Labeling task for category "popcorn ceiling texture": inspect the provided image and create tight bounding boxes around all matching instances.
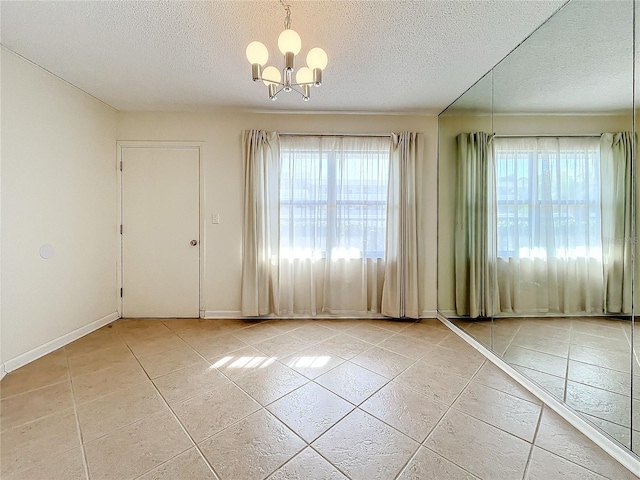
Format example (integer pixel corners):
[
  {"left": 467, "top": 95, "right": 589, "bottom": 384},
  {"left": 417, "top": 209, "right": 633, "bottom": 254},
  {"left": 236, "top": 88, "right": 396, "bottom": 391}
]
[{"left": 0, "top": 0, "right": 564, "bottom": 114}]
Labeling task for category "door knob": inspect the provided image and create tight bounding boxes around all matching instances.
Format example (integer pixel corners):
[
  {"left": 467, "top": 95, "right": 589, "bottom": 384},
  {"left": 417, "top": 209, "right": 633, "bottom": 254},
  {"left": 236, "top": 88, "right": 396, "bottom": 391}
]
[{"left": 190, "top": 240, "right": 198, "bottom": 246}]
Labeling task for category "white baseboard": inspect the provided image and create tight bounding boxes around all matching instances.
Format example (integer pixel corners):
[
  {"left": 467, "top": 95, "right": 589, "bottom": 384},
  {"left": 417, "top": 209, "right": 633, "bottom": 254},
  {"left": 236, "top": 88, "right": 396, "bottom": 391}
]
[
  {"left": 3, "top": 311, "right": 120, "bottom": 374},
  {"left": 0, "top": 363, "right": 6, "bottom": 381},
  {"left": 203, "top": 310, "right": 392, "bottom": 319},
  {"left": 203, "top": 310, "right": 243, "bottom": 319},
  {"left": 205, "top": 310, "right": 440, "bottom": 320},
  {"left": 436, "top": 311, "right": 640, "bottom": 477}
]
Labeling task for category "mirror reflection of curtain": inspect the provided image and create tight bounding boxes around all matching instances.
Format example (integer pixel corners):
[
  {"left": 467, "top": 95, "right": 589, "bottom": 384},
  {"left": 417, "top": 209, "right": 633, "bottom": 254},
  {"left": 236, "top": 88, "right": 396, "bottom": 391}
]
[
  {"left": 601, "top": 132, "right": 634, "bottom": 314},
  {"left": 454, "top": 132, "right": 496, "bottom": 318},
  {"left": 494, "top": 137, "right": 604, "bottom": 314}
]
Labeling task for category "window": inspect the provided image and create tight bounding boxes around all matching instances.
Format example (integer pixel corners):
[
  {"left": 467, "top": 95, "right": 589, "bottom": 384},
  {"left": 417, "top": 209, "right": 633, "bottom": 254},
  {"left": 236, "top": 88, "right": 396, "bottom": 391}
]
[
  {"left": 494, "top": 137, "right": 602, "bottom": 260},
  {"left": 279, "top": 136, "right": 390, "bottom": 260}
]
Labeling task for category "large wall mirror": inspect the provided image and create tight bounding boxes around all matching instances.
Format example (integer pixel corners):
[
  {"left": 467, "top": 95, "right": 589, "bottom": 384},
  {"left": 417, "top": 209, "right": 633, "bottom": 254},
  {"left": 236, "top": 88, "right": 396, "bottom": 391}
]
[{"left": 438, "top": 0, "right": 638, "bottom": 455}]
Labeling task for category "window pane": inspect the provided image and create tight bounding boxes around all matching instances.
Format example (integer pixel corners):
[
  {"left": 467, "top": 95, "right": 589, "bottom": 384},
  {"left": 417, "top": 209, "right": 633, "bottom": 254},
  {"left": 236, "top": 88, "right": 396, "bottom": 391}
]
[
  {"left": 494, "top": 137, "right": 601, "bottom": 260},
  {"left": 280, "top": 137, "right": 390, "bottom": 259}
]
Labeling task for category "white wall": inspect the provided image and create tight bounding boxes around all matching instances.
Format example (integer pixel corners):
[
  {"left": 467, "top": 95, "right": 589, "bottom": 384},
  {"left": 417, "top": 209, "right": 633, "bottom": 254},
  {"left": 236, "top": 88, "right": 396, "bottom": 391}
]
[
  {"left": 1, "top": 49, "right": 119, "bottom": 366},
  {"left": 438, "top": 114, "right": 634, "bottom": 314},
  {"left": 117, "top": 112, "right": 438, "bottom": 317}
]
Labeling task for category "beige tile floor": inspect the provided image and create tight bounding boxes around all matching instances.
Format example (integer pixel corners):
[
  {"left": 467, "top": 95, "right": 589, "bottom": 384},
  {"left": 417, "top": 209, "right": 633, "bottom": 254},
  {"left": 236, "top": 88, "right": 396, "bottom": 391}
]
[
  {"left": 453, "top": 316, "right": 640, "bottom": 452},
  {"left": 1, "top": 317, "right": 637, "bottom": 479}
]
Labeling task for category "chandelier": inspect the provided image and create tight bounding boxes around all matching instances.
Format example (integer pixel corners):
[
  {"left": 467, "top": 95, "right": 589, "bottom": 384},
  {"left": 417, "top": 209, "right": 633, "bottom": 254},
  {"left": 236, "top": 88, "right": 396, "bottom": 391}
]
[{"left": 245, "top": 0, "right": 328, "bottom": 101}]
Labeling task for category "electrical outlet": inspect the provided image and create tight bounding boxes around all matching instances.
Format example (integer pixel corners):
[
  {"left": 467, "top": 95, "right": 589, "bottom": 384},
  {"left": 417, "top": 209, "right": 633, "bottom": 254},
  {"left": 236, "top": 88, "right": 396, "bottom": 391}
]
[{"left": 212, "top": 213, "right": 220, "bottom": 224}]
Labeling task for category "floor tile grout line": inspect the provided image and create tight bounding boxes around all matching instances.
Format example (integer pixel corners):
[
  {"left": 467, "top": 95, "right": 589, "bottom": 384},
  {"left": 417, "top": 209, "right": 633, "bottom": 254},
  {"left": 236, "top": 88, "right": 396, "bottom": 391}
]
[
  {"left": 506, "top": 342, "right": 570, "bottom": 361},
  {"left": 469, "top": 378, "right": 543, "bottom": 407},
  {"left": 563, "top": 346, "right": 570, "bottom": 403},
  {"left": 171, "top": 329, "right": 329, "bottom": 452},
  {"left": 428, "top": 445, "right": 484, "bottom": 479},
  {"left": 571, "top": 409, "right": 633, "bottom": 431},
  {"left": 441, "top": 363, "right": 544, "bottom": 447},
  {"left": 240, "top": 408, "right": 309, "bottom": 479},
  {"left": 64, "top": 351, "right": 91, "bottom": 480},
  {"left": 392, "top": 441, "right": 423, "bottom": 480},
  {"left": 0, "top": 404, "right": 81, "bottom": 436},
  {"left": 130, "top": 448, "right": 213, "bottom": 480},
  {"left": 443, "top": 381, "right": 537, "bottom": 444},
  {"left": 416, "top": 374, "right": 481, "bottom": 475},
  {"left": 520, "top": 399, "right": 546, "bottom": 479},
  {"left": 115, "top": 326, "right": 223, "bottom": 480},
  {"left": 306, "top": 444, "right": 356, "bottom": 480},
  {"left": 0, "top": 374, "right": 76, "bottom": 401},
  {"left": 533, "top": 433, "right": 633, "bottom": 479},
  {"left": 564, "top": 375, "right": 633, "bottom": 400},
  {"left": 333, "top": 343, "right": 423, "bottom": 382},
  {"left": 2, "top": 337, "right": 128, "bottom": 399},
  {"left": 568, "top": 356, "right": 634, "bottom": 375},
  {"left": 265, "top": 386, "right": 358, "bottom": 441}
]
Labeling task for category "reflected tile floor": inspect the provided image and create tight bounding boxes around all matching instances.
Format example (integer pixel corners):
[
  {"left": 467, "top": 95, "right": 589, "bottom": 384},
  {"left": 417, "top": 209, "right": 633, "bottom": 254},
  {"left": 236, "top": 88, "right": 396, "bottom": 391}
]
[
  {"left": 1, "top": 318, "right": 637, "bottom": 479},
  {"left": 455, "top": 315, "right": 639, "bottom": 450}
]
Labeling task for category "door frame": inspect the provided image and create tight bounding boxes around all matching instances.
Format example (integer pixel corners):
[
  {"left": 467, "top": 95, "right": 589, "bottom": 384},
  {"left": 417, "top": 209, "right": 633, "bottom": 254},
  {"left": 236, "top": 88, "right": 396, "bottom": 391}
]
[{"left": 116, "top": 141, "right": 205, "bottom": 318}]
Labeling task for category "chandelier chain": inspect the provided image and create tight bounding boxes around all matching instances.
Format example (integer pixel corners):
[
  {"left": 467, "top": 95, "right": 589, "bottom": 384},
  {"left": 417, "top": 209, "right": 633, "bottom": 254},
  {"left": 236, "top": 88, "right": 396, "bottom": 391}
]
[{"left": 279, "top": 0, "right": 292, "bottom": 29}]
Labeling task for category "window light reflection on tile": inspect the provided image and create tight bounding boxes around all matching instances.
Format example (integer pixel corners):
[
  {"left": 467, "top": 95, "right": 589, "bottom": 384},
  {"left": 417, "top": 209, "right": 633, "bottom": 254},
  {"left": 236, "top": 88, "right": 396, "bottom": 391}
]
[
  {"left": 211, "top": 356, "right": 278, "bottom": 369},
  {"left": 286, "top": 356, "right": 331, "bottom": 368},
  {"left": 212, "top": 356, "right": 233, "bottom": 368}
]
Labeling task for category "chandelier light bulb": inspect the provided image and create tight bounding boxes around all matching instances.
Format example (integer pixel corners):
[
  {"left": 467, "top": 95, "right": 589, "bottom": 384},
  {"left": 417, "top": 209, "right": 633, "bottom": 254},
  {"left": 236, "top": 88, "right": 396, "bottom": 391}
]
[
  {"left": 245, "top": 41, "right": 269, "bottom": 66},
  {"left": 278, "top": 29, "right": 302, "bottom": 55},
  {"left": 261, "top": 66, "right": 282, "bottom": 86},
  {"left": 296, "top": 67, "right": 313, "bottom": 85},
  {"left": 306, "top": 47, "right": 328, "bottom": 70}
]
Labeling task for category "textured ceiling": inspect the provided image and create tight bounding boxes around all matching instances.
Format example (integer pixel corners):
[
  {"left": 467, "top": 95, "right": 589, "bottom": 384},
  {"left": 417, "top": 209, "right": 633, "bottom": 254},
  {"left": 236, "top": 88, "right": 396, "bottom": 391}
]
[
  {"left": 0, "top": 0, "right": 566, "bottom": 114},
  {"left": 444, "top": 0, "right": 635, "bottom": 115}
]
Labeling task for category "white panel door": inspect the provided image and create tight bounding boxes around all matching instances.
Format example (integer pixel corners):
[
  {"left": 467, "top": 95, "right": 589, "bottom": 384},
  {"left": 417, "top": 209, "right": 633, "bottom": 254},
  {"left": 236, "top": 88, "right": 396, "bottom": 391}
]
[{"left": 122, "top": 147, "right": 200, "bottom": 317}]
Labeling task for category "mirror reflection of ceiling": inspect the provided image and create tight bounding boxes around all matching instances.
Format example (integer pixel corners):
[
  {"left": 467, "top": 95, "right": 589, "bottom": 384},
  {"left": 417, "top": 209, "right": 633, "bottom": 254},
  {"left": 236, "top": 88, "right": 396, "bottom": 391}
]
[{"left": 444, "top": 0, "right": 634, "bottom": 116}]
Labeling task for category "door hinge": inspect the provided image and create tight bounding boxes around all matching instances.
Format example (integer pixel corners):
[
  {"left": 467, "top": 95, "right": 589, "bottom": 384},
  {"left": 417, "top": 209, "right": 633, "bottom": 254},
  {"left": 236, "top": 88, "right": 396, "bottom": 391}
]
[
  {"left": 120, "top": 288, "right": 123, "bottom": 298},
  {"left": 120, "top": 225, "right": 123, "bottom": 234},
  {"left": 119, "top": 161, "right": 123, "bottom": 171}
]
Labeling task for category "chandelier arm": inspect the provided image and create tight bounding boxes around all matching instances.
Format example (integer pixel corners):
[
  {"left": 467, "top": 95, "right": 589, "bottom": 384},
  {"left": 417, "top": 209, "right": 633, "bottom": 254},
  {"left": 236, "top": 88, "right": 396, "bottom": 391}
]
[{"left": 287, "top": 85, "right": 305, "bottom": 96}]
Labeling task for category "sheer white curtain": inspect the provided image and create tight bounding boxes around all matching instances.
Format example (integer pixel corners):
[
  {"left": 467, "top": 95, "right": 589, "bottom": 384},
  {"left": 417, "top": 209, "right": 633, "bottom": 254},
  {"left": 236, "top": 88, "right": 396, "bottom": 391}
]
[
  {"left": 382, "top": 132, "right": 422, "bottom": 318},
  {"left": 278, "top": 135, "right": 390, "bottom": 315},
  {"left": 241, "top": 130, "right": 280, "bottom": 316},
  {"left": 494, "top": 137, "right": 604, "bottom": 314}
]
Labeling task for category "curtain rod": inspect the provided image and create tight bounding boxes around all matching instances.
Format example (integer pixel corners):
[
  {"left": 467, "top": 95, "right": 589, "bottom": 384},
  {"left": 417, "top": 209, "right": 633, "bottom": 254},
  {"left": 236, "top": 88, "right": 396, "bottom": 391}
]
[
  {"left": 494, "top": 134, "right": 601, "bottom": 138},
  {"left": 278, "top": 132, "right": 392, "bottom": 138}
]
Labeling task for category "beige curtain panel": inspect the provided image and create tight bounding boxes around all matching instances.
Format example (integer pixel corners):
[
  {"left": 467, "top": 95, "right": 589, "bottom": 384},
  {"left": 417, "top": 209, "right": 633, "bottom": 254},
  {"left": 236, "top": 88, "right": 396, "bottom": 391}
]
[
  {"left": 382, "top": 132, "right": 423, "bottom": 319},
  {"left": 241, "top": 130, "right": 280, "bottom": 316}
]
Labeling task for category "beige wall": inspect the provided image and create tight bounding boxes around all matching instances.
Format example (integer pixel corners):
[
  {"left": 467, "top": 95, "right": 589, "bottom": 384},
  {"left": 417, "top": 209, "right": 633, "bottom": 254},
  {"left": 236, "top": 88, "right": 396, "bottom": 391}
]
[
  {"left": 438, "top": 114, "right": 633, "bottom": 315},
  {"left": 1, "top": 49, "right": 118, "bottom": 365},
  {"left": 117, "top": 112, "right": 438, "bottom": 317}
]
